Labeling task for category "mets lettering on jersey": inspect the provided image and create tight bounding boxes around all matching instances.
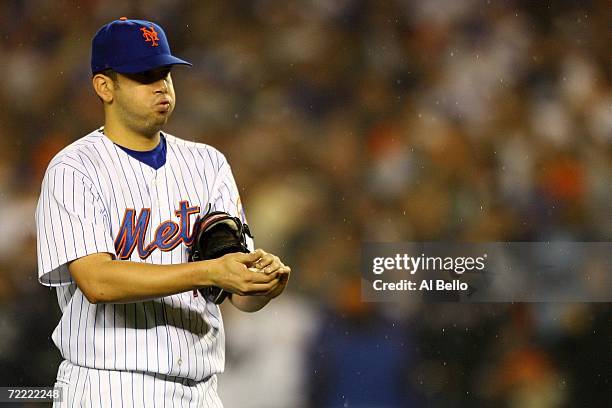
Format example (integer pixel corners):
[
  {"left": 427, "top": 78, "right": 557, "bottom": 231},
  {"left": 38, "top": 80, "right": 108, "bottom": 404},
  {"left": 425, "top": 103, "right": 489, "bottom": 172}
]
[
  {"left": 114, "top": 201, "right": 200, "bottom": 259},
  {"left": 36, "top": 129, "right": 252, "bottom": 388}
]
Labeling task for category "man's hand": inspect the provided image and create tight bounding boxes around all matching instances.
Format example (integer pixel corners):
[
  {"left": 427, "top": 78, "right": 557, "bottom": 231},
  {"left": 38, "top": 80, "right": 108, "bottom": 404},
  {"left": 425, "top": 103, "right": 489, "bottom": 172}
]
[
  {"left": 210, "top": 250, "right": 281, "bottom": 296},
  {"left": 253, "top": 249, "right": 291, "bottom": 299},
  {"left": 229, "top": 249, "right": 291, "bottom": 312}
]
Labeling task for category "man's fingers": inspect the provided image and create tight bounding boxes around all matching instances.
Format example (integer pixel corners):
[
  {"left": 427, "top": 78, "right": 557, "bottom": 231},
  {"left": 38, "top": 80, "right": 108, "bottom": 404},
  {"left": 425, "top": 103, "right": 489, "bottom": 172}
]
[
  {"left": 263, "top": 263, "right": 291, "bottom": 275},
  {"left": 241, "top": 270, "right": 289, "bottom": 297},
  {"left": 234, "top": 250, "right": 263, "bottom": 264},
  {"left": 263, "top": 265, "right": 289, "bottom": 275},
  {"left": 247, "top": 270, "right": 278, "bottom": 283},
  {"left": 255, "top": 254, "right": 274, "bottom": 269},
  {"left": 245, "top": 278, "right": 281, "bottom": 295},
  {"left": 265, "top": 275, "right": 288, "bottom": 298},
  {"left": 277, "top": 266, "right": 291, "bottom": 276}
]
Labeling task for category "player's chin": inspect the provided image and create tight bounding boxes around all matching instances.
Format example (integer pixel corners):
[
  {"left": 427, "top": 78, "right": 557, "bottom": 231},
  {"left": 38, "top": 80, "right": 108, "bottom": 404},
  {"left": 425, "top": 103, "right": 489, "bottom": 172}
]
[
  {"left": 145, "top": 116, "right": 170, "bottom": 132},
  {"left": 152, "top": 109, "right": 173, "bottom": 123}
]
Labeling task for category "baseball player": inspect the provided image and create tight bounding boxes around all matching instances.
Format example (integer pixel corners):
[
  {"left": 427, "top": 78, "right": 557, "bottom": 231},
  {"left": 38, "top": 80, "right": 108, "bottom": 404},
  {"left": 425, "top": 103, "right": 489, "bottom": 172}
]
[{"left": 36, "top": 18, "right": 290, "bottom": 407}]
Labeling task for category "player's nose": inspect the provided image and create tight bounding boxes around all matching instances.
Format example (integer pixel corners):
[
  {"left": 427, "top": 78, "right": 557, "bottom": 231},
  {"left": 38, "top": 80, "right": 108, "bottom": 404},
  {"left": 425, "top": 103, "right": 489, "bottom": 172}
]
[{"left": 155, "top": 77, "right": 169, "bottom": 93}]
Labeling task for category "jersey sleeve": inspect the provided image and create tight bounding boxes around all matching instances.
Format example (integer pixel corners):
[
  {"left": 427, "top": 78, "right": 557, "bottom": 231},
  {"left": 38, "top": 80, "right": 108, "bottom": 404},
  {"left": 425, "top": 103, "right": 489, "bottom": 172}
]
[
  {"left": 209, "top": 154, "right": 255, "bottom": 251},
  {"left": 36, "top": 162, "right": 116, "bottom": 286}
]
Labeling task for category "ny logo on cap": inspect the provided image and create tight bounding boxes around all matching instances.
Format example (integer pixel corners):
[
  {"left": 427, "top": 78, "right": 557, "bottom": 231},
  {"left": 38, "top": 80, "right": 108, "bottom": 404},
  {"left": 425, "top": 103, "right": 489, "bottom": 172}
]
[{"left": 140, "top": 25, "right": 159, "bottom": 47}]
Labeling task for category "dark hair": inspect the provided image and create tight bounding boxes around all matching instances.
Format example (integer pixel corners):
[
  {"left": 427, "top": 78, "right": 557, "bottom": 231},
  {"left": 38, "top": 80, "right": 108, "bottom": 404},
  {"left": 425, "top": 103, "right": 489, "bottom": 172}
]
[{"left": 99, "top": 69, "right": 118, "bottom": 82}]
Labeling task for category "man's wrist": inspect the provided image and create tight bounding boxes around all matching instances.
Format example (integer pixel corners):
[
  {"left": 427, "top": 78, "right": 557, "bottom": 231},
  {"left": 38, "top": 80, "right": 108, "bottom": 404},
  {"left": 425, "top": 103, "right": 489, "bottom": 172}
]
[{"left": 192, "top": 259, "right": 218, "bottom": 288}]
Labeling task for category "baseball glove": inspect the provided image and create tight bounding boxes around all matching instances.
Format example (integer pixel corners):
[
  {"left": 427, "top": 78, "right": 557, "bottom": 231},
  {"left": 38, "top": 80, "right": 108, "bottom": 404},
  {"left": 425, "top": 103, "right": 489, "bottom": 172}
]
[{"left": 189, "top": 211, "right": 253, "bottom": 304}]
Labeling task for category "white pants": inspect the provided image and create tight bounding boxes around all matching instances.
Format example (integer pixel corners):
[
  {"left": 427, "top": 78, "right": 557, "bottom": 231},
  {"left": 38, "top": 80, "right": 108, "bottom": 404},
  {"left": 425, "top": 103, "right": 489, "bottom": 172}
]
[{"left": 53, "top": 360, "right": 223, "bottom": 407}]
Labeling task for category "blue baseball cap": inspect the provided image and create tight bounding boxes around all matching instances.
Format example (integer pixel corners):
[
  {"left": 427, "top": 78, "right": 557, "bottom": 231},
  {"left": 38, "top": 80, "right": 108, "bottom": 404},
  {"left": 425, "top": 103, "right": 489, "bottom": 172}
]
[{"left": 91, "top": 17, "right": 192, "bottom": 75}]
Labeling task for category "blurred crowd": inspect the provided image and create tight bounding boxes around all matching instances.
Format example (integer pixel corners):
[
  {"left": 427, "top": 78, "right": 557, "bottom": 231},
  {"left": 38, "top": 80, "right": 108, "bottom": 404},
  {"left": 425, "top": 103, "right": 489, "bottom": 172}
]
[{"left": 0, "top": 1, "right": 610, "bottom": 407}]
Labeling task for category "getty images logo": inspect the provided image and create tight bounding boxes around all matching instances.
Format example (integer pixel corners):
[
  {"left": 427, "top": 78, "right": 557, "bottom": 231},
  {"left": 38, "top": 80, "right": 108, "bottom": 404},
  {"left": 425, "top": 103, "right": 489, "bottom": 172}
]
[{"left": 372, "top": 253, "right": 487, "bottom": 275}]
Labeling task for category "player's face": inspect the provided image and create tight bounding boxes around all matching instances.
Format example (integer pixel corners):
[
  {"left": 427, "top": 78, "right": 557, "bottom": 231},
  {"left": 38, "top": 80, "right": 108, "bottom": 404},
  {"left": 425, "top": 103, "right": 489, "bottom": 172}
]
[{"left": 111, "top": 67, "right": 176, "bottom": 135}]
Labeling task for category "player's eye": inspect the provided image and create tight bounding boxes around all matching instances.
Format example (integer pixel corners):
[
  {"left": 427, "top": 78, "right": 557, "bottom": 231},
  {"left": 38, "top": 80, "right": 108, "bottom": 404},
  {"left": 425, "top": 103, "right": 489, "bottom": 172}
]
[{"left": 125, "top": 68, "right": 171, "bottom": 84}]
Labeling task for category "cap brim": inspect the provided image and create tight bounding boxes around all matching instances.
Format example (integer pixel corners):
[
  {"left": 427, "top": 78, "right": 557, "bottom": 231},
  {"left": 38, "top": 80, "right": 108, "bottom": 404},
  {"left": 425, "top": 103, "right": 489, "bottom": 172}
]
[{"left": 112, "top": 54, "right": 192, "bottom": 74}]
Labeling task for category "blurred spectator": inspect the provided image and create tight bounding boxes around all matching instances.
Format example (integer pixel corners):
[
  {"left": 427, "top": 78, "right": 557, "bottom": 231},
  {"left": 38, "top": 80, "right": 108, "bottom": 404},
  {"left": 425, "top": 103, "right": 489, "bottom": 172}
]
[
  {"left": 218, "top": 293, "right": 319, "bottom": 408},
  {"left": 306, "top": 277, "right": 420, "bottom": 408}
]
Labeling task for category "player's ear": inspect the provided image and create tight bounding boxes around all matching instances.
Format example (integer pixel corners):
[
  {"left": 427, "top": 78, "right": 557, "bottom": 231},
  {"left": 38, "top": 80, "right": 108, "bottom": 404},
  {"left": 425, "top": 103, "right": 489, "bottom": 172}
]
[{"left": 92, "top": 73, "right": 115, "bottom": 103}]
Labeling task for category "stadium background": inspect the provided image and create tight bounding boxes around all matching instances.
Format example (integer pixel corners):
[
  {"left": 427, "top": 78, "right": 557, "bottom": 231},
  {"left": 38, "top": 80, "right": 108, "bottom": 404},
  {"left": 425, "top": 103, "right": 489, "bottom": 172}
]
[{"left": 0, "top": 1, "right": 610, "bottom": 406}]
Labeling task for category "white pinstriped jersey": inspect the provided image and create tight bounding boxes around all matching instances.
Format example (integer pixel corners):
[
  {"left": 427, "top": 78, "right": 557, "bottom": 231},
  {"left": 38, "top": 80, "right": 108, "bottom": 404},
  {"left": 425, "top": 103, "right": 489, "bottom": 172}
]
[{"left": 36, "top": 128, "right": 249, "bottom": 384}]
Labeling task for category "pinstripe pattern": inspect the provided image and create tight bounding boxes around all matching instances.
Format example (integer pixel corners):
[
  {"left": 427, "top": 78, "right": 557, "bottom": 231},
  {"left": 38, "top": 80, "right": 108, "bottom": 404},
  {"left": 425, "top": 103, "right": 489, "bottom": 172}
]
[
  {"left": 37, "top": 129, "right": 246, "bottom": 406},
  {"left": 54, "top": 360, "right": 223, "bottom": 407}
]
